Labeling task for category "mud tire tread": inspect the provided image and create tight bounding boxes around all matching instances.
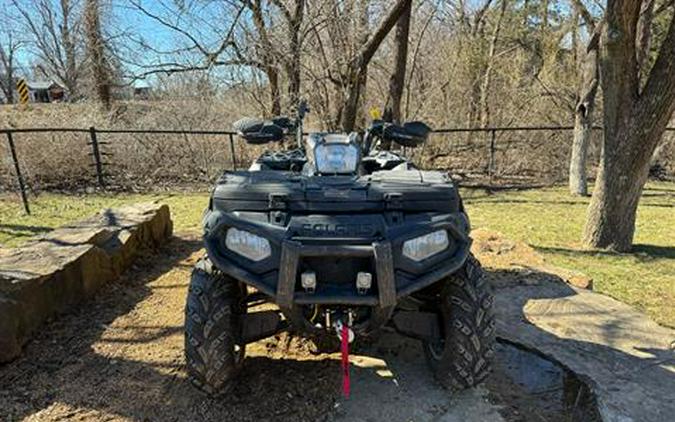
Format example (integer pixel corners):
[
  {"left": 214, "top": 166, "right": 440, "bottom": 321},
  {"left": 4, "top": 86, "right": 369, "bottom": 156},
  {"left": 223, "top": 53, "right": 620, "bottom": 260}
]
[
  {"left": 185, "top": 258, "right": 244, "bottom": 397},
  {"left": 424, "top": 254, "right": 496, "bottom": 390}
]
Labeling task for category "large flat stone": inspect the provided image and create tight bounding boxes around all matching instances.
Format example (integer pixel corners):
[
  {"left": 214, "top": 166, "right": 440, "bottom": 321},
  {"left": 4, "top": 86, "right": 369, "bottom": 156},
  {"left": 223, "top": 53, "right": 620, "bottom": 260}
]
[
  {"left": 472, "top": 229, "right": 675, "bottom": 422},
  {"left": 0, "top": 203, "right": 172, "bottom": 362},
  {"left": 493, "top": 281, "right": 674, "bottom": 422}
]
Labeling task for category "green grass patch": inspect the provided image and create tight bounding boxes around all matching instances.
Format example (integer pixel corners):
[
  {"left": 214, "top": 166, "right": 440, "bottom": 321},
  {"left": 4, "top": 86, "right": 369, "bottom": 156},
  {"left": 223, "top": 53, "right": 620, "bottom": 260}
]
[
  {"left": 0, "top": 192, "right": 209, "bottom": 247},
  {"left": 1, "top": 182, "right": 673, "bottom": 326},
  {"left": 462, "top": 182, "right": 675, "bottom": 327}
]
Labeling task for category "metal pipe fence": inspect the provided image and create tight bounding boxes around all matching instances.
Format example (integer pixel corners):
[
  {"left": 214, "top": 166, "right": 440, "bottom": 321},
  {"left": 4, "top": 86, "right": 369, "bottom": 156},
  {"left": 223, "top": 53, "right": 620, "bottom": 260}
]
[{"left": 2, "top": 125, "right": 673, "bottom": 214}]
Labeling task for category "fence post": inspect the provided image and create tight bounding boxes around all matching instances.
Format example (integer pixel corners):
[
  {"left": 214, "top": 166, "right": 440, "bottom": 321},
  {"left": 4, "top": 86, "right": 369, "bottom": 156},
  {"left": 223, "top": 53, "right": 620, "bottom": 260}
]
[
  {"left": 229, "top": 133, "right": 237, "bottom": 171},
  {"left": 89, "top": 126, "right": 105, "bottom": 187},
  {"left": 488, "top": 129, "right": 496, "bottom": 180},
  {"left": 5, "top": 131, "right": 30, "bottom": 215}
]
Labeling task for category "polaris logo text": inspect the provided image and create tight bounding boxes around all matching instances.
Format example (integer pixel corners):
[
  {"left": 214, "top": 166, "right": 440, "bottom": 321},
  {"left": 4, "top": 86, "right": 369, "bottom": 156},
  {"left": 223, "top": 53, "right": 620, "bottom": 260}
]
[{"left": 300, "top": 223, "right": 374, "bottom": 237}]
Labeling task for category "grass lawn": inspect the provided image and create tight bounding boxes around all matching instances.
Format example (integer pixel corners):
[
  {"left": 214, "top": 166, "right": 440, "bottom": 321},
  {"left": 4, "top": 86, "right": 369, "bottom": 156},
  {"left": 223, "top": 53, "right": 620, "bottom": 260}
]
[
  {"left": 0, "top": 192, "right": 210, "bottom": 246},
  {"left": 1, "top": 182, "right": 673, "bottom": 326},
  {"left": 462, "top": 182, "right": 674, "bottom": 327}
]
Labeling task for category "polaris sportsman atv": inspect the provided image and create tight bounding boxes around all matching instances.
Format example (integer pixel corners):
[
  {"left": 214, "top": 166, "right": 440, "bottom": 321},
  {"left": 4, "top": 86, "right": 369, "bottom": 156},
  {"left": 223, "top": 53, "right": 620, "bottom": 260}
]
[{"left": 185, "top": 102, "right": 495, "bottom": 396}]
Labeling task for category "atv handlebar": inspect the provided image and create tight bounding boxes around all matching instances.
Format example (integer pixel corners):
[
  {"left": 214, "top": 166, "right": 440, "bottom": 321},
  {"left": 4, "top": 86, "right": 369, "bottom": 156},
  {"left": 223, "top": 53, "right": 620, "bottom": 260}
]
[
  {"left": 233, "top": 101, "right": 430, "bottom": 154},
  {"left": 363, "top": 120, "right": 432, "bottom": 154},
  {"left": 233, "top": 116, "right": 297, "bottom": 144}
]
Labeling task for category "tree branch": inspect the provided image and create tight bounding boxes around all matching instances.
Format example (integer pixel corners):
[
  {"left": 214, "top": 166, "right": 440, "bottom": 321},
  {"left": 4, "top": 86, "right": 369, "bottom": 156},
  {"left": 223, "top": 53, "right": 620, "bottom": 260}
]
[
  {"left": 358, "top": 0, "right": 412, "bottom": 69},
  {"left": 638, "top": 10, "right": 675, "bottom": 125}
]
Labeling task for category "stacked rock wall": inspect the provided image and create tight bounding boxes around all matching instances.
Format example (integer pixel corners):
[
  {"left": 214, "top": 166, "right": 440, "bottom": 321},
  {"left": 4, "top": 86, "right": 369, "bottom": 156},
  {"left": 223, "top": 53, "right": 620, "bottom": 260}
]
[{"left": 0, "top": 203, "right": 173, "bottom": 362}]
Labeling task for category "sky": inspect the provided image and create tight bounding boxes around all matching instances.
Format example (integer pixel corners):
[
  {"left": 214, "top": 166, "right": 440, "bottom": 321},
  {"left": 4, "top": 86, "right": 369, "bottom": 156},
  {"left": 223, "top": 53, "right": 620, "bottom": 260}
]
[
  {"left": 1, "top": 0, "right": 244, "bottom": 86},
  {"left": 2, "top": 0, "right": 605, "bottom": 87}
]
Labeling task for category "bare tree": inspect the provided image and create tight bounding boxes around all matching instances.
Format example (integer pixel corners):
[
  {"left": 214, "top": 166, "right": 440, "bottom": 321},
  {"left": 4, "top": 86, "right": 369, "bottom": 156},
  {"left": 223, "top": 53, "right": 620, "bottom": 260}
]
[
  {"left": 458, "top": 0, "right": 495, "bottom": 141},
  {"left": 478, "top": 0, "right": 508, "bottom": 129},
  {"left": 125, "top": 0, "right": 243, "bottom": 75},
  {"left": 244, "top": 0, "right": 283, "bottom": 115},
  {"left": 127, "top": 0, "right": 307, "bottom": 116},
  {"left": 339, "top": 0, "right": 412, "bottom": 131},
  {"left": 384, "top": 0, "right": 412, "bottom": 124},
  {"left": 11, "top": 0, "right": 82, "bottom": 99},
  {"left": 234, "top": 0, "right": 307, "bottom": 114},
  {"left": 569, "top": 0, "right": 601, "bottom": 196},
  {"left": 380, "top": 0, "right": 412, "bottom": 150},
  {"left": 0, "top": 28, "right": 22, "bottom": 104},
  {"left": 583, "top": 0, "right": 675, "bottom": 250},
  {"left": 272, "top": 0, "right": 306, "bottom": 108},
  {"left": 84, "top": 0, "right": 110, "bottom": 109}
]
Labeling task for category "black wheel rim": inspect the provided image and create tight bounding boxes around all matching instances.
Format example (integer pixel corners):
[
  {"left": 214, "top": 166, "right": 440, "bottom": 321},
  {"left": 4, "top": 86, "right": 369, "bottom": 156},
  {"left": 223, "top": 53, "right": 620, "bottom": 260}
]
[{"left": 427, "top": 308, "right": 446, "bottom": 360}]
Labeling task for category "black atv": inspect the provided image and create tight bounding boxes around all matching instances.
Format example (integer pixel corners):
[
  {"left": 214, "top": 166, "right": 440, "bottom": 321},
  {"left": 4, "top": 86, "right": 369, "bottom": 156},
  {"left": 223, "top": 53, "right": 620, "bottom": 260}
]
[{"left": 184, "top": 102, "right": 495, "bottom": 396}]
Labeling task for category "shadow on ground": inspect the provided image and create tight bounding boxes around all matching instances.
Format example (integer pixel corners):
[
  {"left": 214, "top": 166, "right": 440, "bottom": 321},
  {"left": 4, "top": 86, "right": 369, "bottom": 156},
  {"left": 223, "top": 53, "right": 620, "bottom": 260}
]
[
  {"left": 0, "top": 235, "right": 341, "bottom": 422},
  {"left": 0, "top": 224, "right": 53, "bottom": 242},
  {"left": 534, "top": 244, "right": 675, "bottom": 261}
]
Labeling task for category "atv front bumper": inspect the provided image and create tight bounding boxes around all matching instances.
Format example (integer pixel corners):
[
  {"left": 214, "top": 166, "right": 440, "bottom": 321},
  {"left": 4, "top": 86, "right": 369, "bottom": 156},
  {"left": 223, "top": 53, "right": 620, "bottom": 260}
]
[{"left": 203, "top": 210, "right": 471, "bottom": 319}]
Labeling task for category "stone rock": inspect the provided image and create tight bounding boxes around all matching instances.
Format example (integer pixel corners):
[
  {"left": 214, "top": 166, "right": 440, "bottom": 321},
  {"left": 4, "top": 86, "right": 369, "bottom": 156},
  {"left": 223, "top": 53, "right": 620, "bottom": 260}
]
[
  {"left": 549, "top": 267, "right": 593, "bottom": 289},
  {"left": 471, "top": 228, "right": 547, "bottom": 269},
  {"left": 490, "top": 272, "right": 675, "bottom": 422},
  {"left": 0, "top": 203, "right": 172, "bottom": 363},
  {"left": 472, "top": 228, "right": 593, "bottom": 290}
]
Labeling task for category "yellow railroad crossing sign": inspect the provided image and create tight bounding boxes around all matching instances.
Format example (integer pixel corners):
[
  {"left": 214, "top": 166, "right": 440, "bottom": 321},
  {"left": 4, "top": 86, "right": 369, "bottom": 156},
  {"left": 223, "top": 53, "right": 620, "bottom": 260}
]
[{"left": 16, "top": 79, "right": 29, "bottom": 105}]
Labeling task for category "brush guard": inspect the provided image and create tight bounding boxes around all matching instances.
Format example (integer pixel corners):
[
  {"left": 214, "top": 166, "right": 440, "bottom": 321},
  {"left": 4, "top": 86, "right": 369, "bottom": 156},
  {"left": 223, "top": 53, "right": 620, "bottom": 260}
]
[{"left": 276, "top": 239, "right": 397, "bottom": 335}]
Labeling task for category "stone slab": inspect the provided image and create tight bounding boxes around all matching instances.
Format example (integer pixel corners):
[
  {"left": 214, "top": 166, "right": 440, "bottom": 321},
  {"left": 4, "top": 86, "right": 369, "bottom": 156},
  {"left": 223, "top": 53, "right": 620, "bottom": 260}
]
[
  {"left": 0, "top": 203, "right": 173, "bottom": 362},
  {"left": 472, "top": 229, "right": 675, "bottom": 422}
]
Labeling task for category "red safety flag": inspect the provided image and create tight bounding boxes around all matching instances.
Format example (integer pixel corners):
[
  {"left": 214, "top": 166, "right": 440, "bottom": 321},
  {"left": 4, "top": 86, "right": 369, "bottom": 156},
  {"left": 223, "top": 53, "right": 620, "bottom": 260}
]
[{"left": 341, "top": 324, "right": 350, "bottom": 399}]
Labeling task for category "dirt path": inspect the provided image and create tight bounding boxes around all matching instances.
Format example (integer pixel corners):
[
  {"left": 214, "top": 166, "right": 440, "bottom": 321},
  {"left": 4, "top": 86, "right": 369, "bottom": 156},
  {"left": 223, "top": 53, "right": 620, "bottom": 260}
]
[
  {"left": 0, "top": 235, "right": 498, "bottom": 421},
  {"left": 0, "top": 234, "right": 573, "bottom": 422}
]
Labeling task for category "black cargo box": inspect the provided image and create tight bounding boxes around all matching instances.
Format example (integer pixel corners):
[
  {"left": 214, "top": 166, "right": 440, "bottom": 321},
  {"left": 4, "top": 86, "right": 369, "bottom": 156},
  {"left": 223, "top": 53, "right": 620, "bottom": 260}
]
[{"left": 212, "top": 169, "right": 460, "bottom": 214}]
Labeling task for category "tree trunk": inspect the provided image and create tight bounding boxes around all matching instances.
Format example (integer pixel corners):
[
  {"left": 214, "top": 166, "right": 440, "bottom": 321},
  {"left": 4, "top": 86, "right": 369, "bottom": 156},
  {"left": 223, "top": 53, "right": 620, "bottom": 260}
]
[
  {"left": 636, "top": 0, "right": 655, "bottom": 81},
  {"left": 569, "top": 109, "right": 593, "bottom": 196},
  {"left": 569, "top": 30, "right": 600, "bottom": 196},
  {"left": 249, "top": 0, "right": 282, "bottom": 116},
  {"left": 340, "top": 0, "right": 411, "bottom": 132},
  {"left": 1, "top": 72, "right": 13, "bottom": 104},
  {"left": 268, "top": 66, "right": 282, "bottom": 116},
  {"left": 465, "top": 68, "right": 481, "bottom": 143},
  {"left": 382, "top": 0, "right": 412, "bottom": 150},
  {"left": 541, "top": 0, "right": 549, "bottom": 29},
  {"left": 0, "top": 38, "right": 15, "bottom": 104},
  {"left": 385, "top": 0, "right": 411, "bottom": 124},
  {"left": 583, "top": 0, "right": 675, "bottom": 251},
  {"left": 285, "top": 0, "right": 305, "bottom": 109},
  {"left": 84, "top": 0, "right": 110, "bottom": 110},
  {"left": 582, "top": 129, "right": 653, "bottom": 250},
  {"left": 342, "top": 67, "right": 364, "bottom": 132},
  {"left": 478, "top": 0, "right": 507, "bottom": 129},
  {"left": 61, "top": 0, "right": 78, "bottom": 99}
]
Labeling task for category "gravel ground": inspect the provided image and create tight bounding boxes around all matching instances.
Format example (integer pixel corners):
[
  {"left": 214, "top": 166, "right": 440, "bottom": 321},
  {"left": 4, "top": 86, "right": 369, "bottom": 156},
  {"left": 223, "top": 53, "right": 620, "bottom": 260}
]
[{"left": 0, "top": 234, "right": 571, "bottom": 422}]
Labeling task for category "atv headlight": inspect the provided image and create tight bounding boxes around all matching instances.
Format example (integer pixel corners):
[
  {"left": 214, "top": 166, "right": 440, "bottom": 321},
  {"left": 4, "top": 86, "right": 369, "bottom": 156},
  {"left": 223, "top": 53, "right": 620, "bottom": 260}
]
[
  {"left": 402, "top": 230, "right": 449, "bottom": 261},
  {"left": 315, "top": 143, "right": 359, "bottom": 174},
  {"left": 225, "top": 228, "right": 271, "bottom": 261},
  {"left": 307, "top": 133, "right": 361, "bottom": 174}
]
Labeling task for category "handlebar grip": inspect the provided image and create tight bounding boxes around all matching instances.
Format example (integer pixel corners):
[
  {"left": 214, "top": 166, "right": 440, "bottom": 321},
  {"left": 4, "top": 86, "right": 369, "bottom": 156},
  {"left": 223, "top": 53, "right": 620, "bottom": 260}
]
[{"left": 233, "top": 117, "right": 264, "bottom": 134}]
